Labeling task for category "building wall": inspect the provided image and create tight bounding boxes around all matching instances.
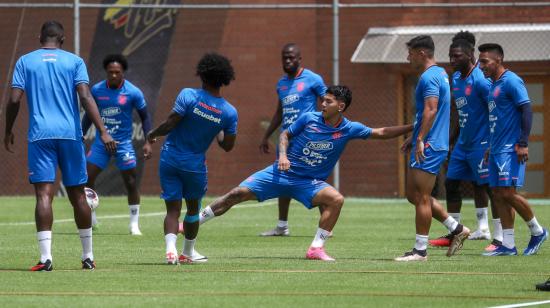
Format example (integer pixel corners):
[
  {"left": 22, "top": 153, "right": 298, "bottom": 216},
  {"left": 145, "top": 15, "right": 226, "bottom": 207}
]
[{"left": 1, "top": 1, "right": 549, "bottom": 196}]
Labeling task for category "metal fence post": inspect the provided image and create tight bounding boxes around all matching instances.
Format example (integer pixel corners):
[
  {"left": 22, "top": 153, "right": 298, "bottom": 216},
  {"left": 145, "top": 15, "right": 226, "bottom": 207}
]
[{"left": 333, "top": 0, "right": 340, "bottom": 190}]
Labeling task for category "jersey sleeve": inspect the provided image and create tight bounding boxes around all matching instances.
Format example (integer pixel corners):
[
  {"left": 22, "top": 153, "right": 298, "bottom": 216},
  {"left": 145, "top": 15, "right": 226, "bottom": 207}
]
[
  {"left": 11, "top": 58, "right": 25, "bottom": 90},
  {"left": 311, "top": 73, "right": 327, "bottom": 98},
  {"left": 287, "top": 112, "right": 310, "bottom": 137},
  {"left": 508, "top": 77, "right": 530, "bottom": 106},
  {"left": 172, "top": 88, "right": 194, "bottom": 116},
  {"left": 133, "top": 88, "right": 147, "bottom": 110},
  {"left": 74, "top": 57, "right": 89, "bottom": 86},
  {"left": 477, "top": 76, "right": 492, "bottom": 104},
  {"left": 224, "top": 108, "right": 238, "bottom": 135},
  {"left": 423, "top": 73, "right": 441, "bottom": 99},
  {"left": 350, "top": 122, "right": 372, "bottom": 140}
]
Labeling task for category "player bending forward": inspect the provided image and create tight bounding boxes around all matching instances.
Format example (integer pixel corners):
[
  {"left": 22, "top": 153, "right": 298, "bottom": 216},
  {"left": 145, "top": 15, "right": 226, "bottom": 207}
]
[{"left": 198, "top": 85, "right": 413, "bottom": 261}]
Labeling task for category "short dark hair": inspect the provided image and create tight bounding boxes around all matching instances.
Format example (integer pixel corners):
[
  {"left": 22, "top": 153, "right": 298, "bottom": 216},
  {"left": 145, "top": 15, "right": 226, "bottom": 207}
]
[
  {"left": 196, "top": 53, "right": 235, "bottom": 88},
  {"left": 282, "top": 43, "right": 301, "bottom": 55},
  {"left": 452, "top": 31, "right": 476, "bottom": 46},
  {"left": 450, "top": 39, "right": 474, "bottom": 57},
  {"left": 327, "top": 85, "right": 352, "bottom": 111},
  {"left": 40, "top": 21, "right": 64, "bottom": 44},
  {"left": 406, "top": 35, "right": 435, "bottom": 56},
  {"left": 478, "top": 43, "right": 504, "bottom": 59},
  {"left": 103, "top": 54, "right": 128, "bottom": 71}
]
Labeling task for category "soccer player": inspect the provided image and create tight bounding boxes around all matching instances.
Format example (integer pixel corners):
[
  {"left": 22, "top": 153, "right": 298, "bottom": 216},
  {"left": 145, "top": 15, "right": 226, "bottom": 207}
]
[
  {"left": 477, "top": 43, "right": 547, "bottom": 256},
  {"left": 146, "top": 53, "right": 238, "bottom": 264},
  {"left": 395, "top": 35, "right": 470, "bottom": 262},
  {"left": 259, "top": 43, "right": 327, "bottom": 237},
  {"left": 82, "top": 54, "right": 152, "bottom": 235},
  {"left": 429, "top": 33, "right": 502, "bottom": 251},
  {"left": 3, "top": 21, "right": 116, "bottom": 271},
  {"left": 198, "top": 85, "right": 413, "bottom": 261}
]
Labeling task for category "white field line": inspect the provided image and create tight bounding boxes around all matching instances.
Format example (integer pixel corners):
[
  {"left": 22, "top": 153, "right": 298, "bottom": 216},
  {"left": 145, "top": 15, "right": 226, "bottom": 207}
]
[
  {"left": 0, "top": 201, "right": 276, "bottom": 227},
  {"left": 487, "top": 299, "right": 550, "bottom": 308}
]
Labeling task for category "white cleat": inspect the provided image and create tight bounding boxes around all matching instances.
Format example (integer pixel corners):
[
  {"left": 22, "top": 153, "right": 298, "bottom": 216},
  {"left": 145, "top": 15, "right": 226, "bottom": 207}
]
[
  {"left": 468, "top": 229, "right": 491, "bottom": 240},
  {"left": 130, "top": 225, "right": 142, "bottom": 236},
  {"left": 190, "top": 249, "right": 208, "bottom": 263},
  {"left": 166, "top": 251, "right": 178, "bottom": 265},
  {"left": 260, "top": 226, "right": 290, "bottom": 236},
  {"left": 394, "top": 249, "right": 428, "bottom": 262}
]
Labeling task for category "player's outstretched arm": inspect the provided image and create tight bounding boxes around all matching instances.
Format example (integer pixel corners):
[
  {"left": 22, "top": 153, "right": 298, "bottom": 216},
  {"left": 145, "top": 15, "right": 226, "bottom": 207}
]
[
  {"left": 146, "top": 111, "right": 183, "bottom": 144},
  {"left": 370, "top": 124, "right": 413, "bottom": 140},
  {"left": 3, "top": 88, "right": 23, "bottom": 152},
  {"left": 77, "top": 84, "right": 116, "bottom": 153},
  {"left": 277, "top": 130, "right": 291, "bottom": 171},
  {"left": 216, "top": 131, "right": 237, "bottom": 152},
  {"left": 259, "top": 102, "right": 283, "bottom": 154}
]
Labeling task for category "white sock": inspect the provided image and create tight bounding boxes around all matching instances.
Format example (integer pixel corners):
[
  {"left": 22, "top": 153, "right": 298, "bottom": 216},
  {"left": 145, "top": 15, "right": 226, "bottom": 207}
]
[
  {"left": 37, "top": 231, "right": 52, "bottom": 263},
  {"left": 310, "top": 228, "right": 331, "bottom": 248},
  {"left": 277, "top": 220, "right": 288, "bottom": 228},
  {"left": 165, "top": 233, "right": 177, "bottom": 254},
  {"left": 476, "top": 208, "right": 489, "bottom": 231},
  {"left": 199, "top": 206, "right": 215, "bottom": 225},
  {"left": 129, "top": 204, "right": 140, "bottom": 227},
  {"left": 78, "top": 228, "right": 93, "bottom": 261},
  {"left": 91, "top": 210, "right": 98, "bottom": 226},
  {"left": 502, "top": 228, "right": 515, "bottom": 249},
  {"left": 449, "top": 212, "right": 461, "bottom": 224},
  {"left": 492, "top": 219, "right": 503, "bottom": 242},
  {"left": 182, "top": 238, "right": 196, "bottom": 257},
  {"left": 442, "top": 216, "right": 459, "bottom": 233},
  {"left": 414, "top": 234, "right": 429, "bottom": 251},
  {"left": 527, "top": 217, "right": 544, "bottom": 236}
]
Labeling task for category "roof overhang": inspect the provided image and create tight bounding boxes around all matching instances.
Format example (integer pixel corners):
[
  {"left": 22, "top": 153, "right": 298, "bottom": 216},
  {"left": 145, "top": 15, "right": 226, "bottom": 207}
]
[{"left": 351, "top": 24, "right": 550, "bottom": 63}]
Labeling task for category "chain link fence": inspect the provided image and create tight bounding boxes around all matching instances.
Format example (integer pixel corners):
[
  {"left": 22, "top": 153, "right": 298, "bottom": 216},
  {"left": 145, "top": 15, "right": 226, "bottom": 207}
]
[{"left": 1, "top": 1, "right": 549, "bottom": 198}]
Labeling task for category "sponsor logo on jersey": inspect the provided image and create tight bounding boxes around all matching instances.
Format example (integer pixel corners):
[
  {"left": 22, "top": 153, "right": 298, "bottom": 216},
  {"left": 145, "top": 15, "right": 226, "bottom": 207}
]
[
  {"left": 193, "top": 107, "right": 221, "bottom": 124},
  {"left": 198, "top": 101, "right": 222, "bottom": 114},
  {"left": 455, "top": 97, "right": 467, "bottom": 109},
  {"left": 282, "top": 94, "right": 299, "bottom": 106},
  {"left": 488, "top": 101, "right": 496, "bottom": 113},
  {"left": 306, "top": 141, "right": 333, "bottom": 151},
  {"left": 101, "top": 107, "right": 122, "bottom": 117}
]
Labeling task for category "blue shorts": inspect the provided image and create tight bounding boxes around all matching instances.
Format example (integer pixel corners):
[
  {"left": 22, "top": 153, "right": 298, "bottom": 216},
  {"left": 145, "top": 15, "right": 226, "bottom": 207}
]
[
  {"left": 447, "top": 146, "right": 489, "bottom": 185},
  {"left": 489, "top": 152, "right": 525, "bottom": 188},
  {"left": 239, "top": 165, "right": 330, "bottom": 209},
  {"left": 87, "top": 141, "right": 136, "bottom": 170},
  {"left": 409, "top": 146, "right": 448, "bottom": 175},
  {"left": 28, "top": 139, "right": 87, "bottom": 186},
  {"left": 159, "top": 160, "right": 207, "bottom": 201}
]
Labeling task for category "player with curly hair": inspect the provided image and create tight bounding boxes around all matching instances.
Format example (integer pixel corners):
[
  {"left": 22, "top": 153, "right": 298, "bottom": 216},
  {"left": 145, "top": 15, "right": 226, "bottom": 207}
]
[{"left": 146, "top": 53, "right": 238, "bottom": 264}]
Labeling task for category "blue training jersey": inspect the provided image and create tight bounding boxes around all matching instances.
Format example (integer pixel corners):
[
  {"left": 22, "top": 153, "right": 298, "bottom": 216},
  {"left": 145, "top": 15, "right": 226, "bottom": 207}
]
[
  {"left": 276, "top": 68, "right": 326, "bottom": 130},
  {"left": 281, "top": 112, "right": 372, "bottom": 180},
  {"left": 488, "top": 70, "right": 530, "bottom": 153},
  {"left": 412, "top": 65, "right": 450, "bottom": 151},
  {"left": 11, "top": 48, "right": 89, "bottom": 142},
  {"left": 160, "top": 88, "right": 238, "bottom": 173},
  {"left": 452, "top": 66, "right": 491, "bottom": 151},
  {"left": 91, "top": 80, "right": 147, "bottom": 144}
]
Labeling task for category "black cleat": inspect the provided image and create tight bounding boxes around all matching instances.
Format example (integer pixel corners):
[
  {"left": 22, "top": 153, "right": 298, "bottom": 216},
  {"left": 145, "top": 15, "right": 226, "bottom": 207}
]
[
  {"left": 30, "top": 259, "right": 52, "bottom": 272},
  {"left": 536, "top": 279, "right": 550, "bottom": 291},
  {"left": 82, "top": 258, "right": 96, "bottom": 270}
]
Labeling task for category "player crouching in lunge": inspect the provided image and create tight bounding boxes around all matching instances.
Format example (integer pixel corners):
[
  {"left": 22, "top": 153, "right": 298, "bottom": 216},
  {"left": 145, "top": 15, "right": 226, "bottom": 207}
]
[{"left": 198, "top": 85, "right": 413, "bottom": 261}]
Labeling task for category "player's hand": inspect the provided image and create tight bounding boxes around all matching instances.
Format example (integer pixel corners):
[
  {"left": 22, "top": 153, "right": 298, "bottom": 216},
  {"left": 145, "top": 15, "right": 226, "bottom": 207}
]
[
  {"left": 515, "top": 144, "right": 528, "bottom": 164},
  {"left": 143, "top": 141, "right": 153, "bottom": 160},
  {"left": 278, "top": 156, "right": 290, "bottom": 171},
  {"left": 483, "top": 148, "right": 490, "bottom": 163},
  {"left": 100, "top": 132, "right": 117, "bottom": 153},
  {"left": 4, "top": 131, "right": 14, "bottom": 153},
  {"left": 400, "top": 136, "right": 412, "bottom": 153},
  {"left": 146, "top": 132, "right": 158, "bottom": 144},
  {"left": 414, "top": 139, "right": 425, "bottom": 163},
  {"left": 259, "top": 138, "right": 270, "bottom": 154}
]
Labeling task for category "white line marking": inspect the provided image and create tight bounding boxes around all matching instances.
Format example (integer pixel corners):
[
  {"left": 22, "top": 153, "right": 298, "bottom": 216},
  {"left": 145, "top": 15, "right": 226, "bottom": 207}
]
[
  {"left": 0, "top": 201, "right": 276, "bottom": 226},
  {"left": 488, "top": 300, "right": 550, "bottom": 308}
]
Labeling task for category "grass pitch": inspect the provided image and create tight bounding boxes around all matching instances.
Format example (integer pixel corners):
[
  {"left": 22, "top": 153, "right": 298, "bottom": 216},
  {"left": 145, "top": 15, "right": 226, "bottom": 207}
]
[{"left": 0, "top": 196, "right": 549, "bottom": 307}]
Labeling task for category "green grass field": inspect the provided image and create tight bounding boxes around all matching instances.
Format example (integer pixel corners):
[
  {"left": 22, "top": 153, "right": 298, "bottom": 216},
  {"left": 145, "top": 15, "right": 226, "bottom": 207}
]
[{"left": 1, "top": 196, "right": 549, "bottom": 307}]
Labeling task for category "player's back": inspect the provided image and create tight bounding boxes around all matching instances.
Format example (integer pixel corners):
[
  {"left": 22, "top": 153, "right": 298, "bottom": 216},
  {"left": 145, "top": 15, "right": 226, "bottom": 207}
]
[
  {"left": 12, "top": 48, "right": 89, "bottom": 142},
  {"left": 161, "top": 88, "right": 238, "bottom": 173},
  {"left": 413, "top": 65, "right": 450, "bottom": 151}
]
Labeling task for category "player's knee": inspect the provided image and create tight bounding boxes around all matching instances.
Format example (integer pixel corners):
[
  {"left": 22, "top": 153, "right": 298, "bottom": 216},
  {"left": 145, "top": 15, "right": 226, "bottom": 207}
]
[
  {"left": 330, "top": 193, "right": 344, "bottom": 209},
  {"left": 445, "top": 178, "right": 461, "bottom": 203}
]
